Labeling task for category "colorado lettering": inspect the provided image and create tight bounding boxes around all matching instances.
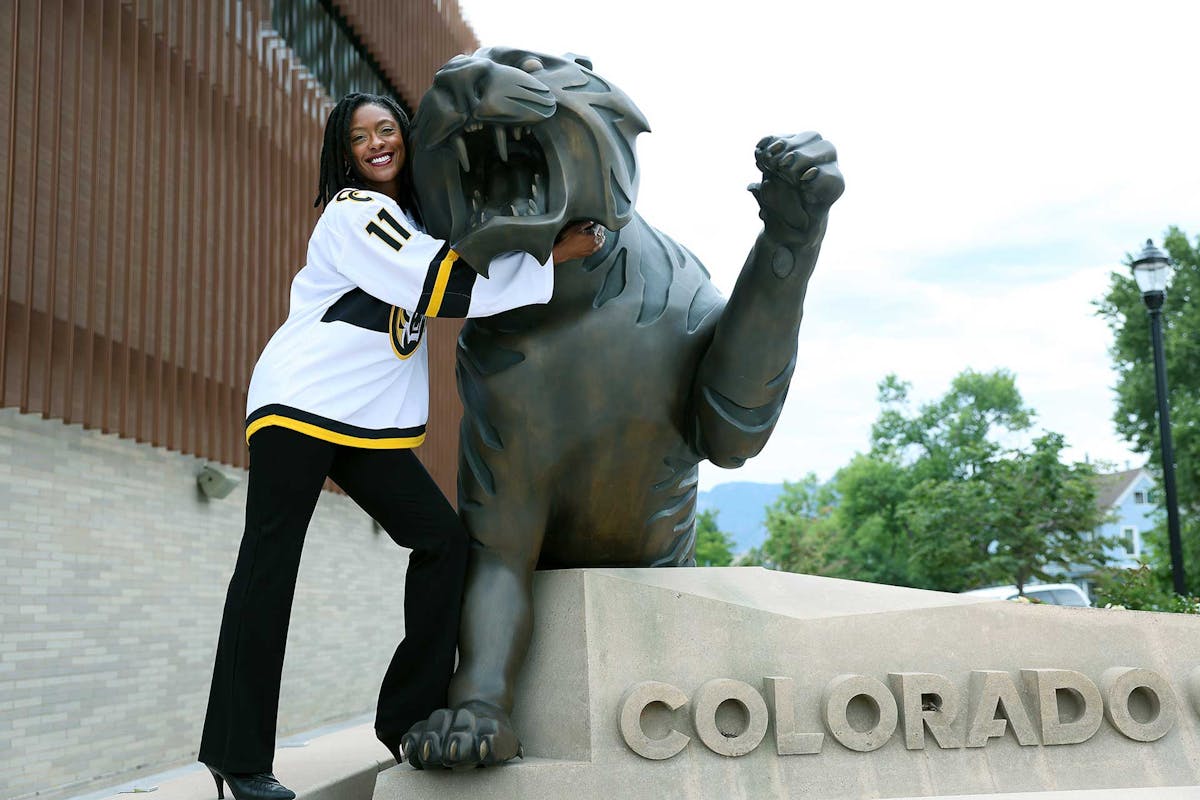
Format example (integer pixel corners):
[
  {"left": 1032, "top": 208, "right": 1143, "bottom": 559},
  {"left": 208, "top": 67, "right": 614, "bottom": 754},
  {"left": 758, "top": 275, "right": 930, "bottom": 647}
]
[{"left": 619, "top": 667, "right": 1191, "bottom": 759}]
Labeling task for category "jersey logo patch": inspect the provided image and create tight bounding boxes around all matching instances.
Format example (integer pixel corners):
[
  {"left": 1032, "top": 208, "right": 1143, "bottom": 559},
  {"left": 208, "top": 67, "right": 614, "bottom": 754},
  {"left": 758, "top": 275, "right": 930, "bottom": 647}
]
[
  {"left": 390, "top": 307, "right": 425, "bottom": 360},
  {"left": 335, "top": 188, "right": 373, "bottom": 202}
]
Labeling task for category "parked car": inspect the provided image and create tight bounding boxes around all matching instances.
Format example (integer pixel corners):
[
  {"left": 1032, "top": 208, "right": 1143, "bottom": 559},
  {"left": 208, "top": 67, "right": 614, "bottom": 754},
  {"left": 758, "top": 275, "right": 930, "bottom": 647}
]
[{"left": 960, "top": 583, "right": 1091, "bottom": 607}]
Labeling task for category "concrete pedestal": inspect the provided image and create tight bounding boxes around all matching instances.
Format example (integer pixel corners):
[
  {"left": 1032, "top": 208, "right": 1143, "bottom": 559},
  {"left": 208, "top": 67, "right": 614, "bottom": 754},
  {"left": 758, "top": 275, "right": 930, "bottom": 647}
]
[{"left": 376, "top": 567, "right": 1200, "bottom": 799}]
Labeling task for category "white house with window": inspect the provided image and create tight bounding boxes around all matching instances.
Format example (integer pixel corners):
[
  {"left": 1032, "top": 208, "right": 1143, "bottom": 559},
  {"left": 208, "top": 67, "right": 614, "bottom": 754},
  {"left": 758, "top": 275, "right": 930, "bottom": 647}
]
[
  {"left": 1068, "top": 466, "right": 1157, "bottom": 597},
  {"left": 1095, "top": 466, "right": 1157, "bottom": 564}
]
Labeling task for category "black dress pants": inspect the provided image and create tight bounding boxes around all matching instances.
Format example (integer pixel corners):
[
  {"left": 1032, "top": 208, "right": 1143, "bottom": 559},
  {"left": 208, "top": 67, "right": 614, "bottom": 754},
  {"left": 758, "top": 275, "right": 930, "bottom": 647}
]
[{"left": 198, "top": 426, "right": 468, "bottom": 771}]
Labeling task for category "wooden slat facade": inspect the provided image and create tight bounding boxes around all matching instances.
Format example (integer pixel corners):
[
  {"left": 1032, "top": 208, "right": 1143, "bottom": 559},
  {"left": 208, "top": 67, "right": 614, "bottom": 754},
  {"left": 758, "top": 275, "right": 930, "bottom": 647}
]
[
  {"left": 332, "top": 0, "right": 479, "bottom": 105},
  {"left": 0, "top": 0, "right": 479, "bottom": 500}
]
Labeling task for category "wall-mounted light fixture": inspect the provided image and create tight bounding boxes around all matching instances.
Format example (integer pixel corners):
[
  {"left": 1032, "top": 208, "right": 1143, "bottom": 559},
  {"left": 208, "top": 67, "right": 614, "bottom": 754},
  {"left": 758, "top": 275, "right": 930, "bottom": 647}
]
[{"left": 197, "top": 464, "right": 241, "bottom": 500}]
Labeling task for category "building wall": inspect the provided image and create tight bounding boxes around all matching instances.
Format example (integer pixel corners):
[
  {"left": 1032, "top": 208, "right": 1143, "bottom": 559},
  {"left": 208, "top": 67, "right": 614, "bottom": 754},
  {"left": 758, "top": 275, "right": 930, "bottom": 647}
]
[
  {"left": 0, "top": 408, "right": 411, "bottom": 800},
  {"left": 1, "top": 0, "right": 328, "bottom": 470},
  {"left": 0, "top": 0, "right": 476, "bottom": 500},
  {"left": 323, "top": 0, "right": 479, "bottom": 107}
]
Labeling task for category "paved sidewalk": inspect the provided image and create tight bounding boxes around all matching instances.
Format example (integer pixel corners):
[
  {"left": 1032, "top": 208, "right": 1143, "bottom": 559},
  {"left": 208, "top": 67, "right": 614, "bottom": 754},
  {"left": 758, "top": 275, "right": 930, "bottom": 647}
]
[
  {"left": 888, "top": 790, "right": 1200, "bottom": 800},
  {"left": 73, "top": 719, "right": 395, "bottom": 800}
]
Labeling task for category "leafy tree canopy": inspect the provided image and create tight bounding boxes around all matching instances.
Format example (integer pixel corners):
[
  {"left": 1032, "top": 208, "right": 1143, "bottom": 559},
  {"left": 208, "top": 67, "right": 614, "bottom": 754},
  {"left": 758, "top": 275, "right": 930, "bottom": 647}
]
[
  {"left": 900, "top": 432, "right": 1108, "bottom": 593},
  {"left": 752, "top": 369, "right": 1110, "bottom": 594},
  {"left": 871, "top": 369, "right": 1033, "bottom": 481},
  {"left": 751, "top": 474, "right": 838, "bottom": 574},
  {"left": 694, "top": 509, "right": 736, "bottom": 567}
]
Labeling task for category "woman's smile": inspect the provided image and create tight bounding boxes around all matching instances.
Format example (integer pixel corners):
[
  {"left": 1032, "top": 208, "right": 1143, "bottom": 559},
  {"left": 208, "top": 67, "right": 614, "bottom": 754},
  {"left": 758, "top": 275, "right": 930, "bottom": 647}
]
[{"left": 349, "top": 103, "right": 407, "bottom": 196}]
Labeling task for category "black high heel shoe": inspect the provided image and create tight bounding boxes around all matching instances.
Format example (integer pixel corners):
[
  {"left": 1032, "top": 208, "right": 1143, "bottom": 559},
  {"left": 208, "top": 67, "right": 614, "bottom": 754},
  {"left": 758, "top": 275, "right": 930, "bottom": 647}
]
[{"left": 206, "top": 765, "right": 296, "bottom": 800}]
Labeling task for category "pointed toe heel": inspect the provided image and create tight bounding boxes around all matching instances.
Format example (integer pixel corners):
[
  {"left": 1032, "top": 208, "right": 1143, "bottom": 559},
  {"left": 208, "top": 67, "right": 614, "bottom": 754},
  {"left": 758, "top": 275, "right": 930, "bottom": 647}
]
[{"left": 202, "top": 766, "right": 294, "bottom": 800}]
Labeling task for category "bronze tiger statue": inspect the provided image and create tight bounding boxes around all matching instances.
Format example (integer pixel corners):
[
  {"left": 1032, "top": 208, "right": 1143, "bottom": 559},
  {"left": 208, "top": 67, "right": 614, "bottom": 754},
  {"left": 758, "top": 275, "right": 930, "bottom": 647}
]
[{"left": 400, "top": 47, "right": 844, "bottom": 768}]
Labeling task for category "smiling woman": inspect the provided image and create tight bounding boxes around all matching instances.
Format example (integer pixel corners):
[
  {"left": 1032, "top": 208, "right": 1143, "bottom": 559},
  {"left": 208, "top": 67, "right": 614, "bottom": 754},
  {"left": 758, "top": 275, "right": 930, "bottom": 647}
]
[
  {"left": 195, "top": 91, "right": 603, "bottom": 800},
  {"left": 313, "top": 93, "right": 422, "bottom": 225},
  {"left": 349, "top": 105, "right": 407, "bottom": 198}
]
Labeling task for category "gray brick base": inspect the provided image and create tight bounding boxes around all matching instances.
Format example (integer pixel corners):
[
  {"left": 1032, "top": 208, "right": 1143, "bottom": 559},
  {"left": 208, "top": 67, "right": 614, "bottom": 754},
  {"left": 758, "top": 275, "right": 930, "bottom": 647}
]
[{"left": 0, "top": 410, "right": 412, "bottom": 800}]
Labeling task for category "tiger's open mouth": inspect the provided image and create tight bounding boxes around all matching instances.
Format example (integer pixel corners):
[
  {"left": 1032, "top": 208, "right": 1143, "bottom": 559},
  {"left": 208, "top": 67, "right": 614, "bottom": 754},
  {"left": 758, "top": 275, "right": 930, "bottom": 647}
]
[
  {"left": 452, "top": 122, "right": 550, "bottom": 229},
  {"left": 410, "top": 47, "right": 648, "bottom": 270}
]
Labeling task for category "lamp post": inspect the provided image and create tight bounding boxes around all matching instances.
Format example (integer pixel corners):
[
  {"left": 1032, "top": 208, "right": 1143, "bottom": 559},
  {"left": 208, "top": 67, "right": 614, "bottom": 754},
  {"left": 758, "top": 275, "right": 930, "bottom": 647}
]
[{"left": 1130, "top": 238, "right": 1186, "bottom": 596}]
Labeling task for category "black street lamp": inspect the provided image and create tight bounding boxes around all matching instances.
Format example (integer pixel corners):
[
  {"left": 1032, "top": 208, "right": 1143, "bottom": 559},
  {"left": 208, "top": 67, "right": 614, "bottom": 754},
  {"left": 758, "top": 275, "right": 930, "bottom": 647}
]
[{"left": 1130, "top": 238, "right": 1186, "bottom": 595}]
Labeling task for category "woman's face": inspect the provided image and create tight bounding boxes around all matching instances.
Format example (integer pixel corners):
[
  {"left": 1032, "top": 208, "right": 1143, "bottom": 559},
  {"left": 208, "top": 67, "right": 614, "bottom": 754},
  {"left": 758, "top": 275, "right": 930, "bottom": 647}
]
[{"left": 349, "top": 103, "right": 406, "bottom": 197}]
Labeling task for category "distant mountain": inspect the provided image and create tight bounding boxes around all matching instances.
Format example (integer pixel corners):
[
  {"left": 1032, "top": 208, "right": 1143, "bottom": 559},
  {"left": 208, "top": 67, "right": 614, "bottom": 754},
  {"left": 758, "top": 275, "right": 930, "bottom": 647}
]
[{"left": 696, "top": 481, "right": 784, "bottom": 554}]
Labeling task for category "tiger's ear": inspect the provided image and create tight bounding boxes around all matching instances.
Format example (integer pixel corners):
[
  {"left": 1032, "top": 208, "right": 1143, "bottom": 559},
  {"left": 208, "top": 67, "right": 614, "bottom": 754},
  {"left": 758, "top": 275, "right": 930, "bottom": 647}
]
[{"left": 566, "top": 53, "right": 593, "bottom": 70}]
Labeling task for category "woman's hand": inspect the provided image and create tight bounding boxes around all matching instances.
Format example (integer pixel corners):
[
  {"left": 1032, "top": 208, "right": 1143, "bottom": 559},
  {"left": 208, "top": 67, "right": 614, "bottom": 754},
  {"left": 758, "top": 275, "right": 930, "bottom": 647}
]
[{"left": 552, "top": 221, "right": 606, "bottom": 264}]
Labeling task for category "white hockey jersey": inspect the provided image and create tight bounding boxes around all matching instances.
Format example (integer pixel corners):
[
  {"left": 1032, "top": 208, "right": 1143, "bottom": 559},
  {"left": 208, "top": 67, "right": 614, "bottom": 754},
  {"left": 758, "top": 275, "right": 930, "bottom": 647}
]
[{"left": 245, "top": 188, "right": 553, "bottom": 449}]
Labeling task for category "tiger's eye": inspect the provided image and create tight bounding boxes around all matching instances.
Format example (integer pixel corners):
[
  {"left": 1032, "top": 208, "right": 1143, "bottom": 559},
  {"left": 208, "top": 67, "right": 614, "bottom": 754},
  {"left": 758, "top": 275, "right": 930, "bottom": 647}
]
[{"left": 519, "top": 57, "right": 544, "bottom": 73}]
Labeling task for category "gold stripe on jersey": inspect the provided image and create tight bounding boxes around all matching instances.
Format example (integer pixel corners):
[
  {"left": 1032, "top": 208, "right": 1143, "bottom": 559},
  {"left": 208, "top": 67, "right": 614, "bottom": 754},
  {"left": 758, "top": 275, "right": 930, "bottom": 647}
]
[
  {"left": 246, "top": 415, "right": 426, "bottom": 449},
  {"left": 424, "top": 250, "right": 460, "bottom": 317}
]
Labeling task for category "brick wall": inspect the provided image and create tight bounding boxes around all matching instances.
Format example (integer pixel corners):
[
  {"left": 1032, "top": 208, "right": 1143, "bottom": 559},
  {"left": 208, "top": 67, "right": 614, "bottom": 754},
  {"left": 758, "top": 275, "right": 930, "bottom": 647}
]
[{"left": 0, "top": 409, "right": 412, "bottom": 800}]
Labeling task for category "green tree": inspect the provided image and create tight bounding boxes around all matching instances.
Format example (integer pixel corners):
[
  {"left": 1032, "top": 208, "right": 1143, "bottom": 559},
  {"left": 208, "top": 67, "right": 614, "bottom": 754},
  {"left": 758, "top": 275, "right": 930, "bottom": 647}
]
[
  {"left": 753, "top": 474, "right": 839, "bottom": 574},
  {"left": 694, "top": 509, "right": 736, "bottom": 567},
  {"left": 870, "top": 369, "right": 1033, "bottom": 482},
  {"left": 1096, "top": 227, "right": 1200, "bottom": 595},
  {"left": 900, "top": 433, "right": 1110, "bottom": 593},
  {"left": 831, "top": 370, "right": 1109, "bottom": 592},
  {"left": 829, "top": 369, "right": 1037, "bottom": 589},
  {"left": 822, "top": 454, "right": 912, "bottom": 585}
]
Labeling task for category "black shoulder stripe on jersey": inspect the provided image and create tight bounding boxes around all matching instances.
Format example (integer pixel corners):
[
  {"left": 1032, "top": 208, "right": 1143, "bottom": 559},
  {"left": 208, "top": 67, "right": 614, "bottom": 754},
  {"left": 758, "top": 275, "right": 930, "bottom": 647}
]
[
  {"left": 321, "top": 288, "right": 390, "bottom": 331},
  {"left": 436, "top": 260, "right": 479, "bottom": 318},
  {"left": 414, "top": 242, "right": 452, "bottom": 315}
]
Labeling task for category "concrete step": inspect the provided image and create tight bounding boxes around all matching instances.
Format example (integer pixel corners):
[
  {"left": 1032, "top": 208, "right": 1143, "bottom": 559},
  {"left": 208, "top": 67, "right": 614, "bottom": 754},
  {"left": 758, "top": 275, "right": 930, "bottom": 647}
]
[{"left": 79, "top": 722, "right": 393, "bottom": 800}]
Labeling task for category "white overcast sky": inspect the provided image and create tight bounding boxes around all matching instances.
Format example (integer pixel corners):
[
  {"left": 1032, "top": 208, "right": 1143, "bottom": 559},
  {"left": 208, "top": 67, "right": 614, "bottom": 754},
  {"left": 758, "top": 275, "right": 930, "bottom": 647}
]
[{"left": 454, "top": 0, "right": 1200, "bottom": 489}]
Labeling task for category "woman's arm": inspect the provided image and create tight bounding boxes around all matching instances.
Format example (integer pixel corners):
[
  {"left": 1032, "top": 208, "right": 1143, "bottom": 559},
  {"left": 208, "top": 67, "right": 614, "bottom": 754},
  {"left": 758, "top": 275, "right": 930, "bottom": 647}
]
[{"left": 323, "top": 191, "right": 555, "bottom": 318}]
